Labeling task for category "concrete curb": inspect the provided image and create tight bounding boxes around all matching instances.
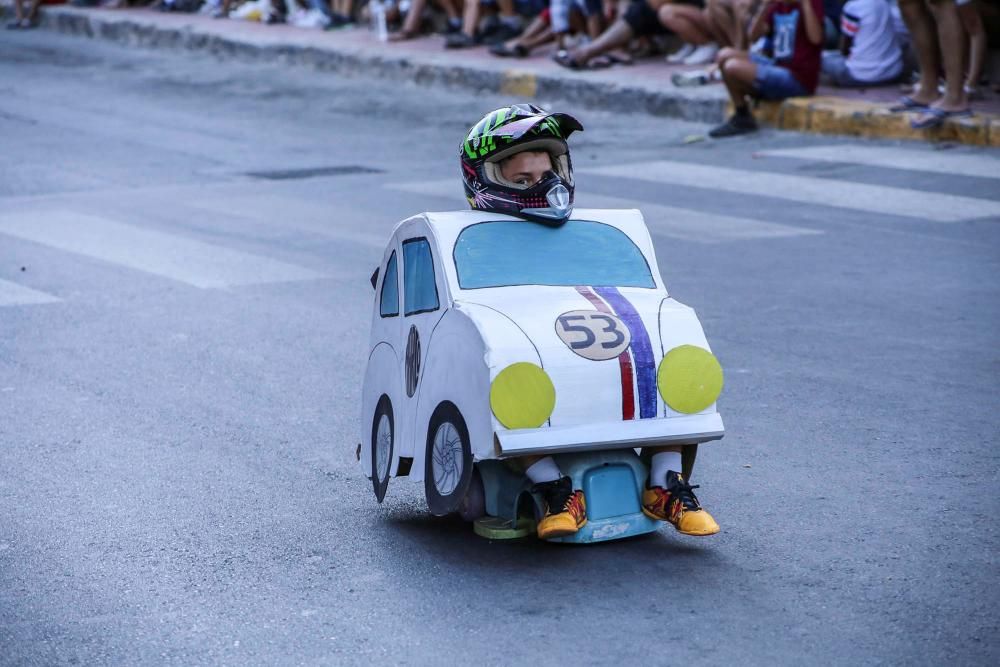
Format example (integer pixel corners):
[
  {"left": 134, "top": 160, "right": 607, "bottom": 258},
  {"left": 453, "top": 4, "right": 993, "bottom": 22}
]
[
  {"left": 35, "top": 6, "right": 729, "bottom": 124},
  {"left": 30, "top": 7, "right": 1000, "bottom": 145},
  {"left": 752, "top": 97, "right": 1000, "bottom": 147}
]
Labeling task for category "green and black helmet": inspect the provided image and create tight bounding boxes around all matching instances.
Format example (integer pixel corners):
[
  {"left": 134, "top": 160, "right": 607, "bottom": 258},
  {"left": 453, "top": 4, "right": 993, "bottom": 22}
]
[{"left": 460, "top": 104, "right": 583, "bottom": 226}]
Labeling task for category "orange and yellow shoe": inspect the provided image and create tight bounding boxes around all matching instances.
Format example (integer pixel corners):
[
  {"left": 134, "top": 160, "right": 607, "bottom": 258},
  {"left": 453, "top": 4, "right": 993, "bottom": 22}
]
[
  {"left": 642, "top": 471, "right": 720, "bottom": 536},
  {"left": 533, "top": 476, "right": 587, "bottom": 539}
]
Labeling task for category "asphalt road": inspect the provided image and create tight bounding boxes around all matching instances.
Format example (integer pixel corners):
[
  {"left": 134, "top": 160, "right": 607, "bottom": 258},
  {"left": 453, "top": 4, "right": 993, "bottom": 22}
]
[{"left": 2, "top": 29, "right": 999, "bottom": 666}]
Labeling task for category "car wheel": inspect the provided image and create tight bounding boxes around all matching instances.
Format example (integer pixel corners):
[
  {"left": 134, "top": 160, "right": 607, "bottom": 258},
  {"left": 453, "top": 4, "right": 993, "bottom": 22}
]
[
  {"left": 424, "top": 402, "right": 473, "bottom": 516},
  {"left": 371, "top": 395, "right": 394, "bottom": 503}
]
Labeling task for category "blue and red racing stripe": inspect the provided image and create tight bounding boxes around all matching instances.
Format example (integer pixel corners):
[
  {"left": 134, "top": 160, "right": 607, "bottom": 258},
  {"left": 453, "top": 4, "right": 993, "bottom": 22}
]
[{"left": 576, "top": 286, "right": 658, "bottom": 420}]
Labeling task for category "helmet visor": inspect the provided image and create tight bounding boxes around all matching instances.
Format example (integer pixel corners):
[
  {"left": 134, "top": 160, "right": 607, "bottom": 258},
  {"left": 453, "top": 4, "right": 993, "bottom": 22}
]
[{"left": 483, "top": 113, "right": 583, "bottom": 142}]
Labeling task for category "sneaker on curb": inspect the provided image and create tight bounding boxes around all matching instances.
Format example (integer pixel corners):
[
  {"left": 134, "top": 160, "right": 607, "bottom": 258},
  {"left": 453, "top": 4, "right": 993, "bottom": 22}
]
[
  {"left": 666, "top": 43, "right": 696, "bottom": 64},
  {"left": 642, "top": 470, "right": 720, "bottom": 536},
  {"left": 708, "top": 112, "right": 758, "bottom": 138},
  {"left": 533, "top": 476, "right": 587, "bottom": 539},
  {"left": 682, "top": 42, "right": 719, "bottom": 66},
  {"left": 672, "top": 70, "right": 711, "bottom": 87}
]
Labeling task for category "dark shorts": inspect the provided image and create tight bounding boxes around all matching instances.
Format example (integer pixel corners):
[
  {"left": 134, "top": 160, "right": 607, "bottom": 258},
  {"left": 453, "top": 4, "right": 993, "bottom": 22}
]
[
  {"left": 750, "top": 53, "right": 807, "bottom": 100},
  {"left": 623, "top": 0, "right": 704, "bottom": 37}
]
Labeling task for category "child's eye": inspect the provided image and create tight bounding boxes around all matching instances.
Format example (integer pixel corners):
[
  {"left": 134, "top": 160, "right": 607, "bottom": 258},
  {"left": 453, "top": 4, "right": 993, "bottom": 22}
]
[{"left": 515, "top": 177, "right": 530, "bottom": 185}]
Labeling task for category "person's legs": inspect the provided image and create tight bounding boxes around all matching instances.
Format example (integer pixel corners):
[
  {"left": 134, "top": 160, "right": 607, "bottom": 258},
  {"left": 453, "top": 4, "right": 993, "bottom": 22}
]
[
  {"left": 957, "top": 0, "right": 986, "bottom": 94},
  {"left": 641, "top": 445, "right": 719, "bottom": 535},
  {"left": 708, "top": 51, "right": 761, "bottom": 136},
  {"left": 821, "top": 50, "right": 864, "bottom": 87},
  {"left": 563, "top": 15, "right": 635, "bottom": 64},
  {"left": 706, "top": 0, "right": 741, "bottom": 47},
  {"left": 657, "top": 3, "right": 713, "bottom": 44},
  {"left": 897, "top": 0, "right": 941, "bottom": 106},
  {"left": 518, "top": 455, "right": 586, "bottom": 539},
  {"left": 927, "top": 0, "right": 968, "bottom": 110}
]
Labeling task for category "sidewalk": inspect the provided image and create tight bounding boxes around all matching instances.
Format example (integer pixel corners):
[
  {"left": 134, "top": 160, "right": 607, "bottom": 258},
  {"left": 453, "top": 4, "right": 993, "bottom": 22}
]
[{"left": 24, "top": 5, "right": 1000, "bottom": 146}]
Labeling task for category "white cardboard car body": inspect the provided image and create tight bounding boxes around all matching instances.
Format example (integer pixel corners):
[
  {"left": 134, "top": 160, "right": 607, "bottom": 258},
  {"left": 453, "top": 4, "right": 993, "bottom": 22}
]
[{"left": 360, "top": 208, "right": 724, "bottom": 512}]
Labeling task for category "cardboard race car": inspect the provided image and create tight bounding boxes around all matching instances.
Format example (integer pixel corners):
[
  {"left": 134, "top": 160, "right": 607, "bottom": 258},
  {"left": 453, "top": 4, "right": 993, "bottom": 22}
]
[{"left": 359, "top": 209, "right": 725, "bottom": 542}]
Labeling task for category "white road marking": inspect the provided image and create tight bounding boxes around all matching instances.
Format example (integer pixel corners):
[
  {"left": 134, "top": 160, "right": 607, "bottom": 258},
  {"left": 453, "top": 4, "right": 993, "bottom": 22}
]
[
  {"left": 579, "top": 160, "right": 1000, "bottom": 222},
  {"left": 384, "top": 180, "right": 820, "bottom": 242},
  {"left": 0, "top": 211, "right": 326, "bottom": 289},
  {"left": 759, "top": 145, "right": 1000, "bottom": 180},
  {"left": 0, "top": 279, "right": 60, "bottom": 307}
]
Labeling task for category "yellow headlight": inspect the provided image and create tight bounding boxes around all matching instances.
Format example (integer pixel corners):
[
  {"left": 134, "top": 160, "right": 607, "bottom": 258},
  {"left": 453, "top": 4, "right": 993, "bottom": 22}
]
[
  {"left": 657, "top": 345, "right": 723, "bottom": 414},
  {"left": 490, "top": 362, "right": 556, "bottom": 429}
]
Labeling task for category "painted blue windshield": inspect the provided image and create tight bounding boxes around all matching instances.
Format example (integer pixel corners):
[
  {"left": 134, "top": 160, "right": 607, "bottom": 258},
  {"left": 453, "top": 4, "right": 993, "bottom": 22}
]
[
  {"left": 453, "top": 220, "right": 655, "bottom": 289},
  {"left": 403, "top": 238, "right": 440, "bottom": 315},
  {"left": 379, "top": 251, "right": 398, "bottom": 317}
]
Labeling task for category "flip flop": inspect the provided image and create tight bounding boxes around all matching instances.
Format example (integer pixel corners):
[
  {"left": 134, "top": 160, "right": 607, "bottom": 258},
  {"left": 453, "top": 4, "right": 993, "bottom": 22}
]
[
  {"left": 910, "top": 107, "right": 974, "bottom": 130},
  {"left": 607, "top": 51, "right": 633, "bottom": 66},
  {"left": 490, "top": 42, "right": 528, "bottom": 58},
  {"left": 553, "top": 50, "right": 585, "bottom": 70},
  {"left": 889, "top": 95, "right": 929, "bottom": 113}
]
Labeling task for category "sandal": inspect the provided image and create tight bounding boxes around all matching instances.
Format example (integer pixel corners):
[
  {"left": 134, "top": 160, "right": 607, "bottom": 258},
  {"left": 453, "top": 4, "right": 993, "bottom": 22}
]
[
  {"left": 553, "top": 49, "right": 585, "bottom": 70},
  {"left": 490, "top": 42, "right": 528, "bottom": 58},
  {"left": 889, "top": 95, "right": 930, "bottom": 113},
  {"left": 910, "top": 107, "right": 974, "bottom": 130},
  {"left": 388, "top": 29, "right": 420, "bottom": 42}
]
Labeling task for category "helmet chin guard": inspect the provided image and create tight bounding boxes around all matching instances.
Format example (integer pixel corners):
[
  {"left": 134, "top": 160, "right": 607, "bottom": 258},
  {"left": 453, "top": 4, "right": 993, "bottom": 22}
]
[{"left": 460, "top": 104, "right": 582, "bottom": 225}]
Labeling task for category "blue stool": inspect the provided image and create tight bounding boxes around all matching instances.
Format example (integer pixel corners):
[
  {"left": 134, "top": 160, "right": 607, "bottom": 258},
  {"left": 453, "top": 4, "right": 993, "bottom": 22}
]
[{"left": 474, "top": 450, "right": 660, "bottom": 543}]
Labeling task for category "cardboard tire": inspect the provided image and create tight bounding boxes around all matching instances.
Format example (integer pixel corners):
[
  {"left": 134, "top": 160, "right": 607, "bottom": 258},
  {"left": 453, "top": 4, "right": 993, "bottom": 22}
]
[
  {"left": 424, "top": 402, "right": 473, "bottom": 516},
  {"left": 371, "top": 395, "right": 393, "bottom": 503}
]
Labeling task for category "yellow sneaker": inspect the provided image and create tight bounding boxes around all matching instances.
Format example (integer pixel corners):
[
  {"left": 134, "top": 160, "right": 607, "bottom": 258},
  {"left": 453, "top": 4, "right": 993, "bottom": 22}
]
[
  {"left": 534, "top": 476, "right": 587, "bottom": 539},
  {"left": 642, "top": 471, "right": 719, "bottom": 536}
]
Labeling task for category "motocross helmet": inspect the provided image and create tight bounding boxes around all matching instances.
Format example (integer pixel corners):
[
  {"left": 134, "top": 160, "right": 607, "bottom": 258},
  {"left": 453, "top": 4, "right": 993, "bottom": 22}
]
[{"left": 460, "top": 104, "right": 583, "bottom": 226}]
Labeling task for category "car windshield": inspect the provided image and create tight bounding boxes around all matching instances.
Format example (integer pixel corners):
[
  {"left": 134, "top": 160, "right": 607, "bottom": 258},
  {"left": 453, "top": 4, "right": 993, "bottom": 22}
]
[{"left": 453, "top": 220, "right": 655, "bottom": 289}]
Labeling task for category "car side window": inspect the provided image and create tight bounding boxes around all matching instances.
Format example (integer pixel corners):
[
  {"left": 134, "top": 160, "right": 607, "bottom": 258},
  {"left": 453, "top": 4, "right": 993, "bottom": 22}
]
[
  {"left": 379, "top": 251, "right": 399, "bottom": 318},
  {"left": 402, "top": 238, "right": 440, "bottom": 316}
]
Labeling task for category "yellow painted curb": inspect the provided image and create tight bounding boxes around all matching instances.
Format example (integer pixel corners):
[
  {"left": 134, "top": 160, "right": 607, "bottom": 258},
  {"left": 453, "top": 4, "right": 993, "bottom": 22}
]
[
  {"left": 750, "top": 94, "right": 1000, "bottom": 147},
  {"left": 500, "top": 71, "right": 537, "bottom": 98}
]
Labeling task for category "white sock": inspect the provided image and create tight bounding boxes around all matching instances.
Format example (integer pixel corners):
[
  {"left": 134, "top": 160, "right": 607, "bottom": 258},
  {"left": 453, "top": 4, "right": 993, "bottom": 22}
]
[
  {"left": 650, "top": 451, "right": 682, "bottom": 488},
  {"left": 525, "top": 456, "right": 562, "bottom": 484}
]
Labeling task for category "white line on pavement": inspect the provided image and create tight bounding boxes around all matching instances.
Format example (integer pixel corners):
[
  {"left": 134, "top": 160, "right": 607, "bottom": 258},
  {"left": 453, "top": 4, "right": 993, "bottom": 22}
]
[
  {"left": 0, "top": 211, "right": 326, "bottom": 290},
  {"left": 384, "top": 180, "right": 820, "bottom": 242},
  {"left": 579, "top": 160, "right": 1000, "bottom": 223},
  {"left": 0, "top": 279, "right": 60, "bottom": 307},
  {"left": 758, "top": 145, "right": 1000, "bottom": 180}
]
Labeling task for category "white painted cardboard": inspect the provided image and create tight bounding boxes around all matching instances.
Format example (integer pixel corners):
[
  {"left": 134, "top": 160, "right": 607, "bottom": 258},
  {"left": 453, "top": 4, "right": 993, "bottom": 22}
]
[{"left": 359, "top": 210, "right": 725, "bottom": 488}]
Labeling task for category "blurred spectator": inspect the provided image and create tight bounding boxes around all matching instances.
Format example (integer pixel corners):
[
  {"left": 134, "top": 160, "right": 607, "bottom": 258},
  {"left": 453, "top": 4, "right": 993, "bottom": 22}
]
[
  {"left": 957, "top": 0, "right": 986, "bottom": 99},
  {"left": 5, "top": 0, "right": 40, "bottom": 28},
  {"left": 705, "top": 0, "right": 759, "bottom": 49},
  {"left": 554, "top": 0, "right": 694, "bottom": 69},
  {"left": 389, "top": 0, "right": 463, "bottom": 39},
  {"left": 709, "top": 0, "right": 824, "bottom": 137},
  {"left": 445, "top": 0, "right": 528, "bottom": 48},
  {"left": 894, "top": 0, "right": 970, "bottom": 128},
  {"left": 490, "top": 8, "right": 555, "bottom": 55},
  {"left": 660, "top": 1, "right": 720, "bottom": 64},
  {"left": 550, "top": 0, "right": 606, "bottom": 51},
  {"left": 821, "top": 0, "right": 903, "bottom": 86}
]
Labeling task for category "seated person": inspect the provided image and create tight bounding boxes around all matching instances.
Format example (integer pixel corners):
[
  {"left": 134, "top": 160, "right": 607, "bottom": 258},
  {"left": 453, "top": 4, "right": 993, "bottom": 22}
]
[
  {"left": 705, "top": 0, "right": 760, "bottom": 49},
  {"left": 445, "top": 0, "right": 528, "bottom": 48},
  {"left": 709, "top": 0, "right": 824, "bottom": 137},
  {"left": 822, "top": 0, "right": 903, "bottom": 87},
  {"left": 459, "top": 104, "right": 721, "bottom": 540},
  {"left": 5, "top": 0, "right": 40, "bottom": 28},
  {"left": 490, "top": 7, "right": 556, "bottom": 56},
  {"left": 389, "top": 0, "right": 463, "bottom": 39}
]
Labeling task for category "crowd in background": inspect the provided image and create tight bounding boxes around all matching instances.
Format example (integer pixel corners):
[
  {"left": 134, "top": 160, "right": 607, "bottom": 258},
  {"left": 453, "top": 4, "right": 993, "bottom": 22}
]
[{"left": 6, "top": 0, "right": 999, "bottom": 135}]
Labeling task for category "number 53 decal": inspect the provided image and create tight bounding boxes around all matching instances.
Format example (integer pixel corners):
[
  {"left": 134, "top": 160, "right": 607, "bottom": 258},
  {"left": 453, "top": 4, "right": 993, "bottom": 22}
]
[{"left": 555, "top": 310, "right": 632, "bottom": 361}]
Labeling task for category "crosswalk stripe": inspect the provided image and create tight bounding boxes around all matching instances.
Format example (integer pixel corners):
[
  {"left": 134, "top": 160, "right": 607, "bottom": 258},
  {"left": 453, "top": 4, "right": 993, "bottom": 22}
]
[
  {"left": 758, "top": 145, "right": 1000, "bottom": 180},
  {"left": 384, "top": 180, "right": 820, "bottom": 242},
  {"left": 0, "top": 279, "right": 60, "bottom": 307},
  {"left": 0, "top": 211, "right": 326, "bottom": 289},
  {"left": 579, "top": 160, "right": 1000, "bottom": 223}
]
